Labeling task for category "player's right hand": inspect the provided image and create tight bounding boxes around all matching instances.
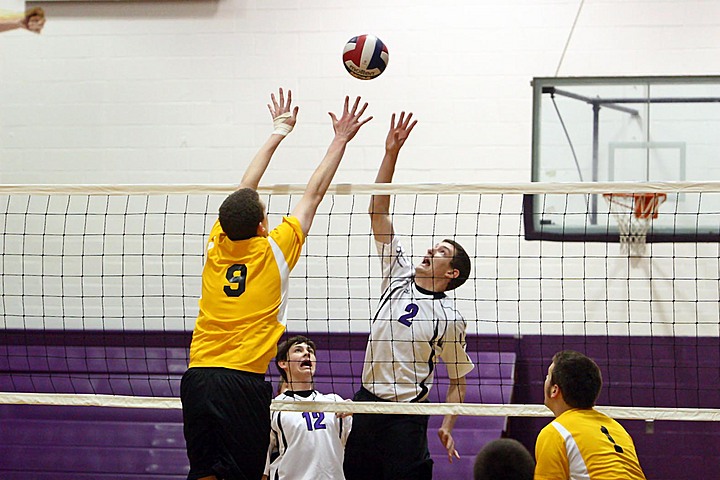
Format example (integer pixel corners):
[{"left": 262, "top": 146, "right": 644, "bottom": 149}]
[
  {"left": 329, "top": 95, "right": 372, "bottom": 142},
  {"left": 268, "top": 88, "right": 299, "bottom": 135},
  {"left": 23, "top": 7, "right": 45, "bottom": 34}
]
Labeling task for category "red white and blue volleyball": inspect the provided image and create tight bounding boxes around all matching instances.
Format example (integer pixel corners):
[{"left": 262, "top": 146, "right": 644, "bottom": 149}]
[{"left": 343, "top": 34, "right": 389, "bottom": 80}]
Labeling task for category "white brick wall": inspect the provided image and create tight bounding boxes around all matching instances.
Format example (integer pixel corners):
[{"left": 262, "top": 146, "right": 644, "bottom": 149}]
[
  {"left": 2, "top": 0, "right": 719, "bottom": 185},
  {"left": 3, "top": 1, "right": 720, "bottom": 335}
]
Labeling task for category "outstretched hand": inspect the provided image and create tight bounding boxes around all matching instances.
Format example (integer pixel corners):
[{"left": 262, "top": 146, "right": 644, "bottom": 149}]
[
  {"left": 438, "top": 427, "right": 461, "bottom": 463},
  {"left": 22, "top": 7, "right": 45, "bottom": 34},
  {"left": 267, "top": 88, "right": 299, "bottom": 135},
  {"left": 329, "top": 96, "right": 373, "bottom": 142},
  {"left": 385, "top": 111, "right": 417, "bottom": 155}
]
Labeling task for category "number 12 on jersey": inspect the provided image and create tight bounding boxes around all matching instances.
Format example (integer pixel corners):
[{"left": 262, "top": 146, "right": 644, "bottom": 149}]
[{"left": 302, "top": 412, "right": 327, "bottom": 431}]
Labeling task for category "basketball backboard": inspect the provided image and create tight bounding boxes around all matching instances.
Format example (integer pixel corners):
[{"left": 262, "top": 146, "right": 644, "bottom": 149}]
[{"left": 525, "top": 76, "right": 720, "bottom": 242}]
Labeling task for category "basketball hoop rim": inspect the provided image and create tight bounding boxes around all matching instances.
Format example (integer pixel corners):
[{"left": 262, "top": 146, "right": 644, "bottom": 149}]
[{"left": 603, "top": 192, "right": 667, "bottom": 219}]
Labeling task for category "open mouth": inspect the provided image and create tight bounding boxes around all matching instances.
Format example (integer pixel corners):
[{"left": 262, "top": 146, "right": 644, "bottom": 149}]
[
  {"left": 421, "top": 257, "right": 431, "bottom": 267},
  {"left": 300, "top": 360, "right": 313, "bottom": 368}
]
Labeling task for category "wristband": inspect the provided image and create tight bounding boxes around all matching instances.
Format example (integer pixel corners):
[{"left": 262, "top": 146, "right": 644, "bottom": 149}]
[{"left": 272, "top": 112, "right": 293, "bottom": 136}]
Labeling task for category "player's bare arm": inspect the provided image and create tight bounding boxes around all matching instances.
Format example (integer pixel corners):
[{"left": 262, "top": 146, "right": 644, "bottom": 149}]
[
  {"left": 0, "top": 7, "right": 45, "bottom": 34},
  {"left": 437, "top": 375, "right": 467, "bottom": 463},
  {"left": 240, "top": 88, "right": 299, "bottom": 190},
  {"left": 369, "top": 112, "right": 418, "bottom": 244},
  {"left": 292, "top": 95, "right": 372, "bottom": 236}
]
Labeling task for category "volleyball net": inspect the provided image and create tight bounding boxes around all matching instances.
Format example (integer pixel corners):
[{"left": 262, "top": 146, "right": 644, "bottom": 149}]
[{"left": 1, "top": 182, "right": 720, "bottom": 421}]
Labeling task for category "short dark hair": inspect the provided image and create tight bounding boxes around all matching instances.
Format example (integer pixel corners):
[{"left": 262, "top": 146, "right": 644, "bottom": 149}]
[
  {"left": 443, "top": 239, "right": 471, "bottom": 291},
  {"left": 550, "top": 350, "right": 602, "bottom": 409},
  {"left": 275, "top": 335, "right": 316, "bottom": 382},
  {"left": 474, "top": 438, "right": 535, "bottom": 480},
  {"left": 218, "top": 188, "right": 264, "bottom": 241}
]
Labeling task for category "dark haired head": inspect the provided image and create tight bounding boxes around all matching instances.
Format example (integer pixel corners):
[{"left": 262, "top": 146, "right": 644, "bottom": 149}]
[
  {"left": 443, "top": 239, "right": 471, "bottom": 291},
  {"left": 473, "top": 438, "right": 535, "bottom": 480},
  {"left": 218, "top": 188, "right": 265, "bottom": 241},
  {"left": 275, "top": 335, "right": 316, "bottom": 382},
  {"left": 550, "top": 350, "right": 602, "bottom": 409}
]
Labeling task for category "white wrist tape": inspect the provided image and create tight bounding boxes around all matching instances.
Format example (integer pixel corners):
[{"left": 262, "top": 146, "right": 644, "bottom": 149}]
[{"left": 272, "top": 112, "right": 293, "bottom": 136}]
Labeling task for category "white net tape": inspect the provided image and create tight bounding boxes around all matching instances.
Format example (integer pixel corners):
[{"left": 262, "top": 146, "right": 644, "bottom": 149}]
[{"left": 1, "top": 392, "right": 719, "bottom": 422}]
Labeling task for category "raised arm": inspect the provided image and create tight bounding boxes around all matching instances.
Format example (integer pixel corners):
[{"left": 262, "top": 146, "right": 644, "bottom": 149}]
[
  {"left": 291, "top": 96, "right": 372, "bottom": 236},
  {"left": 240, "top": 88, "right": 299, "bottom": 190},
  {"left": 0, "top": 7, "right": 45, "bottom": 34},
  {"left": 369, "top": 112, "right": 417, "bottom": 244},
  {"left": 437, "top": 375, "right": 467, "bottom": 463}
]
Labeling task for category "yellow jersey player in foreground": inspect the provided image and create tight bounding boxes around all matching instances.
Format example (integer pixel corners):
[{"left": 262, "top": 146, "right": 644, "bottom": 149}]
[
  {"left": 181, "top": 89, "right": 372, "bottom": 480},
  {"left": 535, "top": 350, "right": 646, "bottom": 480}
]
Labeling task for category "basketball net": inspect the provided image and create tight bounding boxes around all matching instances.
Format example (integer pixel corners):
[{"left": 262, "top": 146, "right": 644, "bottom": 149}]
[{"left": 603, "top": 193, "right": 667, "bottom": 257}]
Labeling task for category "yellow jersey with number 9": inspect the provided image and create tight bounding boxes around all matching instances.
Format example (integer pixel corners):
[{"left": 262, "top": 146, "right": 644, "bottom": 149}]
[{"left": 188, "top": 216, "right": 305, "bottom": 373}]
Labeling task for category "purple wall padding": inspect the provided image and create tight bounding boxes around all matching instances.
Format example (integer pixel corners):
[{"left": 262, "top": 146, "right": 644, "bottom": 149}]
[
  {"left": 0, "top": 331, "right": 515, "bottom": 479},
  {"left": 1, "top": 330, "right": 189, "bottom": 397},
  {"left": 1, "top": 331, "right": 719, "bottom": 479},
  {"left": 513, "top": 335, "right": 720, "bottom": 409},
  {"left": 509, "top": 334, "right": 720, "bottom": 480},
  {"left": 0, "top": 404, "right": 186, "bottom": 479}
]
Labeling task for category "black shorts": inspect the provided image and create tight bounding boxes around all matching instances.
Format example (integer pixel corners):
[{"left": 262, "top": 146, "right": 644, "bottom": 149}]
[
  {"left": 343, "top": 387, "right": 432, "bottom": 480},
  {"left": 181, "top": 367, "right": 272, "bottom": 480}
]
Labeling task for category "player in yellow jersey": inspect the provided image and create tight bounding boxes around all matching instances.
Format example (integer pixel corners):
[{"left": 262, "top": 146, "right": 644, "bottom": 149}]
[
  {"left": 181, "top": 89, "right": 372, "bottom": 480},
  {"left": 535, "top": 350, "right": 646, "bottom": 480}
]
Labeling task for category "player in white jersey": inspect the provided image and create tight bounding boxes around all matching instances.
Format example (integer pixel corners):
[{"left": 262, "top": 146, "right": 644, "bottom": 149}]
[
  {"left": 263, "top": 336, "right": 352, "bottom": 480},
  {"left": 344, "top": 112, "right": 475, "bottom": 480}
]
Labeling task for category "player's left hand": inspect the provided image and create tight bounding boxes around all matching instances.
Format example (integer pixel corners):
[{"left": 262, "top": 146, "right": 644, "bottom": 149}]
[
  {"left": 438, "top": 427, "right": 460, "bottom": 463},
  {"left": 385, "top": 111, "right": 417, "bottom": 155}
]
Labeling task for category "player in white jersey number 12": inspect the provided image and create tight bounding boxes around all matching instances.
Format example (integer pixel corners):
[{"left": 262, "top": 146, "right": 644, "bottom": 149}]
[{"left": 263, "top": 336, "right": 352, "bottom": 480}]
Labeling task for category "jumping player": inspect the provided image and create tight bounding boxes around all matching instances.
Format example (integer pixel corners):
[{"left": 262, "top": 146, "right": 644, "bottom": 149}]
[
  {"left": 181, "top": 90, "right": 371, "bottom": 480},
  {"left": 343, "top": 112, "right": 475, "bottom": 480}
]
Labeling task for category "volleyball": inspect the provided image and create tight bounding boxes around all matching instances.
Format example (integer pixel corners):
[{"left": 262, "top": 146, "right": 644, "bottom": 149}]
[{"left": 343, "top": 34, "right": 389, "bottom": 80}]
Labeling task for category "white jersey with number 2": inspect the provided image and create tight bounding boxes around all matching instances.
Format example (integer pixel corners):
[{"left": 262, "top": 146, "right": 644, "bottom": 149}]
[{"left": 361, "top": 237, "right": 474, "bottom": 402}]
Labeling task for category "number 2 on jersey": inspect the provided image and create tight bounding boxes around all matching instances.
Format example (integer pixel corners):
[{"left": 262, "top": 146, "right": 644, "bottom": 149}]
[
  {"left": 223, "top": 264, "right": 247, "bottom": 297},
  {"left": 399, "top": 303, "right": 419, "bottom": 326}
]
